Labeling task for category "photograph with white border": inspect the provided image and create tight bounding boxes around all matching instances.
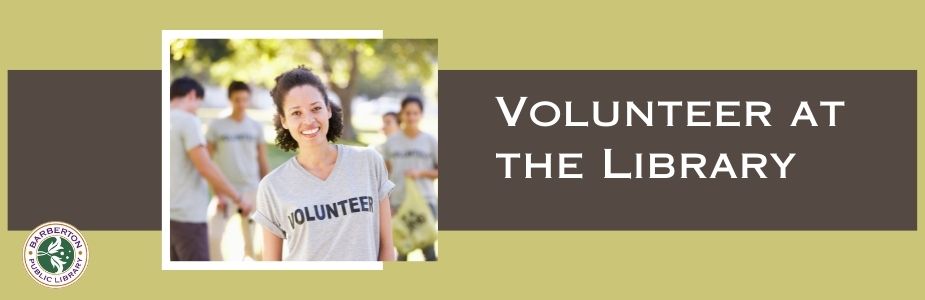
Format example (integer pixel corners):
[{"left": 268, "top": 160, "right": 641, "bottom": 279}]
[{"left": 163, "top": 30, "right": 438, "bottom": 270}]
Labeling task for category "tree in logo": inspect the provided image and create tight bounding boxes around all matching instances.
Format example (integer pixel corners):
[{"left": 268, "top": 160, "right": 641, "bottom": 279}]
[{"left": 36, "top": 236, "right": 74, "bottom": 274}]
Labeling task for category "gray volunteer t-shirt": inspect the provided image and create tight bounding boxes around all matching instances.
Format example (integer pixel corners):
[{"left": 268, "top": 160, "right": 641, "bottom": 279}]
[
  {"left": 382, "top": 132, "right": 438, "bottom": 209},
  {"left": 254, "top": 144, "right": 395, "bottom": 261},
  {"left": 170, "top": 109, "right": 209, "bottom": 223},
  {"left": 206, "top": 116, "right": 264, "bottom": 190}
]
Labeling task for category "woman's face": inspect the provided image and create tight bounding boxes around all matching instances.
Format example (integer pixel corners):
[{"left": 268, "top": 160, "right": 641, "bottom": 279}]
[
  {"left": 400, "top": 103, "right": 423, "bottom": 129},
  {"left": 280, "top": 84, "right": 331, "bottom": 148},
  {"left": 382, "top": 114, "right": 399, "bottom": 136}
]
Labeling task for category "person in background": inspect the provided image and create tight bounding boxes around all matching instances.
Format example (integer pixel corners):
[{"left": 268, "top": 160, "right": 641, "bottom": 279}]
[
  {"left": 382, "top": 112, "right": 400, "bottom": 137},
  {"left": 382, "top": 96, "right": 439, "bottom": 261},
  {"left": 206, "top": 80, "right": 270, "bottom": 261},
  {"left": 170, "top": 76, "right": 252, "bottom": 261},
  {"left": 374, "top": 112, "right": 400, "bottom": 154}
]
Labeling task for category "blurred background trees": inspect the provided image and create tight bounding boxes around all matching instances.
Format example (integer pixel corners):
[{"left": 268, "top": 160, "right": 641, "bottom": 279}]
[{"left": 170, "top": 39, "right": 438, "bottom": 142}]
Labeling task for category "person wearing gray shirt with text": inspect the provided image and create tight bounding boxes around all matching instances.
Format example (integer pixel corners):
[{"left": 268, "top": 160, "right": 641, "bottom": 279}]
[
  {"left": 206, "top": 81, "right": 270, "bottom": 261},
  {"left": 169, "top": 77, "right": 252, "bottom": 261},
  {"left": 382, "top": 96, "right": 438, "bottom": 261},
  {"left": 254, "top": 67, "right": 395, "bottom": 261}
]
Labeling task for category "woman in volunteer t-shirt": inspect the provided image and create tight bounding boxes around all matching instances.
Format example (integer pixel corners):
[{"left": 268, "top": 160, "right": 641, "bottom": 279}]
[{"left": 254, "top": 66, "right": 395, "bottom": 261}]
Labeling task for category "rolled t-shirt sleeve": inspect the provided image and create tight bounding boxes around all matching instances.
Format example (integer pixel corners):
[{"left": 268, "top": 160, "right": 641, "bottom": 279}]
[
  {"left": 181, "top": 116, "right": 206, "bottom": 151},
  {"left": 253, "top": 181, "right": 287, "bottom": 239},
  {"left": 372, "top": 150, "right": 395, "bottom": 202}
]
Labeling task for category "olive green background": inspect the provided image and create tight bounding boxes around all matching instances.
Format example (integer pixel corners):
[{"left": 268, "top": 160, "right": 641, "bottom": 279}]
[{"left": 1, "top": 0, "right": 922, "bottom": 298}]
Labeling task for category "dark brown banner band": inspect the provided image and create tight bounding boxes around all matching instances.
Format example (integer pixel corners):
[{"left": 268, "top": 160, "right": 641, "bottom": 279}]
[{"left": 6, "top": 70, "right": 916, "bottom": 231}]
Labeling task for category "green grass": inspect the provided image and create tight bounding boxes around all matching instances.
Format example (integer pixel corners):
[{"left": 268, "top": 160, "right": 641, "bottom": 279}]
[{"left": 265, "top": 143, "right": 294, "bottom": 169}]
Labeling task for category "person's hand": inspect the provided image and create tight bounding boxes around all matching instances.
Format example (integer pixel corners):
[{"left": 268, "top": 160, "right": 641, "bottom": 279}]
[
  {"left": 405, "top": 169, "right": 421, "bottom": 179},
  {"left": 237, "top": 198, "right": 254, "bottom": 217},
  {"left": 216, "top": 196, "right": 229, "bottom": 218}
]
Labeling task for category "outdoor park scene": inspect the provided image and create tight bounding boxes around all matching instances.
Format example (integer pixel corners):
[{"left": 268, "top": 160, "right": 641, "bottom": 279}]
[{"left": 169, "top": 38, "right": 438, "bottom": 261}]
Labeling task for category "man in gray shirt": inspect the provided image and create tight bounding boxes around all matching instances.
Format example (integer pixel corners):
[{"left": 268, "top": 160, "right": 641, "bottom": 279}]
[
  {"left": 205, "top": 81, "right": 269, "bottom": 260},
  {"left": 169, "top": 77, "right": 252, "bottom": 261}
]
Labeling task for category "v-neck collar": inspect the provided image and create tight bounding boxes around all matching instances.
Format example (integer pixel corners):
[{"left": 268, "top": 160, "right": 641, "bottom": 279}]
[{"left": 292, "top": 144, "right": 342, "bottom": 183}]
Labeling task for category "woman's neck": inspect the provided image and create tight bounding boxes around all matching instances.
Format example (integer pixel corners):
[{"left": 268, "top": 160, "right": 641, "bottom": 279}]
[
  {"left": 297, "top": 143, "right": 337, "bottom": 169},
  {"left": 402, "top": 126, "right": 421, "bottom": 138}
]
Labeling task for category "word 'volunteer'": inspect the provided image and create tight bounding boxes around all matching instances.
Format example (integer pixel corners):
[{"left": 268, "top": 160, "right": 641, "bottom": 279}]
[{"left": 496, "top": 96, "right": 845, "bottom": 127}]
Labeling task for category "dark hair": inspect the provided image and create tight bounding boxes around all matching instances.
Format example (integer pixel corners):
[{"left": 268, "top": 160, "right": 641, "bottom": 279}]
[
  {"left": 383, "top": 111, "right": 400, "bottom": 125},
  {"left": 227, "top": 80, "right": 251, "bottom": 98},
  {"left": 270, "top": 66, "right": 343, "bottom": 152},
  {"left": 401, "top": 95, "right": 424, "bottom": 112},
  {"left": 170, "top": 77, "right": 204, "bottom": 100}
]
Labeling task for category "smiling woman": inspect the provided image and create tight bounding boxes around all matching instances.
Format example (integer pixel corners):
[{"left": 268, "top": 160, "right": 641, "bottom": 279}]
[
  {"left": 253, "top": 66, "right": 396, "bottom": 262},
  {"left": 271, "top": 72, "right": 344, "bottom": 152}
]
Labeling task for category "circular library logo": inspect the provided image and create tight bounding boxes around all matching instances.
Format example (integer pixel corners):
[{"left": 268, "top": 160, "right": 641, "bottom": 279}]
[{"left": 23, "top": 222, "right": 89, "bottom": 288}]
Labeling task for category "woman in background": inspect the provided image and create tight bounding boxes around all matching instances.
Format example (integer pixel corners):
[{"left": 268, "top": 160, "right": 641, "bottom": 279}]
[{"left": 382, "top": 96, "right": 439, "bottom": 261}]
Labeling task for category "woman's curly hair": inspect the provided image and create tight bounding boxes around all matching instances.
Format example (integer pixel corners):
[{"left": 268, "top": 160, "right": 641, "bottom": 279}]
[{"left": 270, "top": 66, "right": 344, "bottom": 152}]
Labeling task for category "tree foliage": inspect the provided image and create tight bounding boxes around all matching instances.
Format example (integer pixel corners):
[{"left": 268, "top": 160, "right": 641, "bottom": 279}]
[{"left": 170, "top": 38, "right": 437, "bottom": 140}]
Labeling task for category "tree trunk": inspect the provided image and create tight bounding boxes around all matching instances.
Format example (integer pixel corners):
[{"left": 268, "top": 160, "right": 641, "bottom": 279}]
[
  {"left": 333, "top": 83, "right": 357, "bottom": 141},
  {"left": 310, "top": 40, "right": 360, "bottom": 142}
]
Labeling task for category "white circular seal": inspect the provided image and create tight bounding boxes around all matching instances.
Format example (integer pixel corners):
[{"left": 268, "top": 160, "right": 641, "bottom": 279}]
[{"left": 22, "top": 222, "right": 89, "bottom": 288}]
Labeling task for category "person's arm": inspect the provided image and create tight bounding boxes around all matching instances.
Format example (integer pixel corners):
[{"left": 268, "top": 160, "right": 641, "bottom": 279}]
[
  {"left": 262, "top": 227, "right": 283, "bottom": 261},
  {"left": 406, "top": 168, "right": 438, "bottom": 180},
  {"left": 257, "top": 142, "right": 270, "bottom": 179},
  {"left": 187, "top": 145, "right": 252, "bottom": 214},
  {"left": 205, "top": 124, "right": 217, "bottom": 156},
  {"left": 207, "top": 142, "right": 217, "bottom": 157},
  {"left": 205, "top": 141, "right": 229, "bottom": 213},
  {"left": 378, "top": 196, "right": 395, "bottom": 261}
]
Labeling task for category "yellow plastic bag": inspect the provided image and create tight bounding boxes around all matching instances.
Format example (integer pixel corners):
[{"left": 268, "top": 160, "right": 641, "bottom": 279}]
[{"left": 392, "top": 178, "right": 437, "bottom": 255}]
